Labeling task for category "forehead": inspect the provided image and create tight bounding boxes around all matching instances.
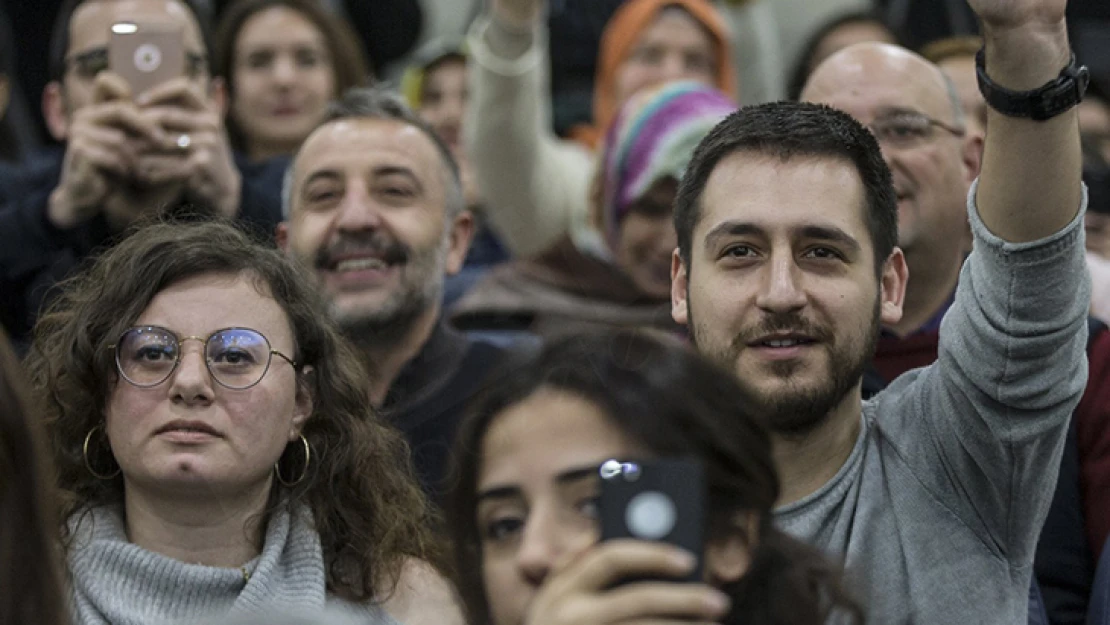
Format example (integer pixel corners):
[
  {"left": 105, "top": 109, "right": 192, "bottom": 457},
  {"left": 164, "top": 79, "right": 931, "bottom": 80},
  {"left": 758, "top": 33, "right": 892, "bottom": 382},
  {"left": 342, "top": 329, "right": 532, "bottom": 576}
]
[
  {"left": 803, "top": 44, "right": 953, "bottom": 122},
  {"left": 638, "top": 7, "right": 713, "bottom": 47},
  {"left": 425, "top": 56, "right": 467, "bottom": 79},
  {"left": 238, "top": 6, "right": 324, "bottom": 46},
  {"left": 477, "top": 388, "right": 641, "bottom": 490},
  {"left": 136, "top": 272, "right": 293, "bottom": 344},
  {"left": 70, "top": 0, "right": 205, "bottom": 55},
  {"left": 294, "top": 117, "right": 444, "bottom": 184},
  {"left": 697, "top": 152, "right": 871, "bottom": 248}
]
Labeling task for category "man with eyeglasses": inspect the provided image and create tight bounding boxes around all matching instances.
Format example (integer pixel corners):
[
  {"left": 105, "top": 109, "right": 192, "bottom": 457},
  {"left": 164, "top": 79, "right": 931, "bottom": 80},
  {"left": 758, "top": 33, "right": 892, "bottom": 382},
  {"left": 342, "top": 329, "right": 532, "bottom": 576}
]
[
  {"left": 800, "top": 41, "right": 1110, "bottom": 625},
  {"left": 0, "top": 0, "right": 286, "bottom": 350}
]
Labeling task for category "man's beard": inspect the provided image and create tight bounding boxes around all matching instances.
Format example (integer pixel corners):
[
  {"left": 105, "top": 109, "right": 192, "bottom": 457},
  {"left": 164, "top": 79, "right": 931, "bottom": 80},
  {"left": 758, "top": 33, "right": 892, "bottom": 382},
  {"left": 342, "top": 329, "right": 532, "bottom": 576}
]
[
  {"left": 689, "top": 297, "right": 879, "bottom": 439},
  {"left": 314, "top": 231, "right": 448, "bottom": 348}
]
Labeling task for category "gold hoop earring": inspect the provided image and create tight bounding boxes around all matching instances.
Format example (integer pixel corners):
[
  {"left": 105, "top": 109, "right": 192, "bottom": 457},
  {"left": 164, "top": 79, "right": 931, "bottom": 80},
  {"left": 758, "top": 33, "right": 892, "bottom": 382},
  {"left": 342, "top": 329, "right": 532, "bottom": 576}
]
[
  {"left": 275, "top": 434, "right": 311, "bottom": 487},
  {"left": 83, "top": 425, "right": 121, "bottom": 480}
]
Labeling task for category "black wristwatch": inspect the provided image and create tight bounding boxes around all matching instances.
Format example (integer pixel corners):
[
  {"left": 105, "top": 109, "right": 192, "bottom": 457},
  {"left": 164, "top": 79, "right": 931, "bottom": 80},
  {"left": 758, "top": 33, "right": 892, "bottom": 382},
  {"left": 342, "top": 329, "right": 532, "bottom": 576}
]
[{"left": 975, "top": 48, "right": 1090, "bottom": 121}]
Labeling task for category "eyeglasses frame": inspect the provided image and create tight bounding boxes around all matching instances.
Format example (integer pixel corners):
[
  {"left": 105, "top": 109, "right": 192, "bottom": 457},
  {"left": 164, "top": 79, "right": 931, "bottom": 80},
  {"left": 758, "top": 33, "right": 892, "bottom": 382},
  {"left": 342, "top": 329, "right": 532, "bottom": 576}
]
[{"left": 108, "top": 325, "right": 298, "bottom": 390}]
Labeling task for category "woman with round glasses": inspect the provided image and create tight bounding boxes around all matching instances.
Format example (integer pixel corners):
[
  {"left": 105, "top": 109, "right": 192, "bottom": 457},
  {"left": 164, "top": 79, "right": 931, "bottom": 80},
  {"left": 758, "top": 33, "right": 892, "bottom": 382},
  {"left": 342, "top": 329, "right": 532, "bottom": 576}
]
[
  {"left": 27, "top": 219, "right": 461, "bottom": 625},
  {"left": 448, "top": 331, "right": 863, "bottom": 625}
]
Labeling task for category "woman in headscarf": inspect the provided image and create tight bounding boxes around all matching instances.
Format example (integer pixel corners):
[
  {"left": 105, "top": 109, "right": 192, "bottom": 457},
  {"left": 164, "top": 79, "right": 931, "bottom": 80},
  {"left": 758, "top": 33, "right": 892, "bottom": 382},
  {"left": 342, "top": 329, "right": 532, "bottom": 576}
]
[
  {"left": 451, "top": 81, "right": 734, "bottom": 337},
  {"left": 463, "top": 0, "right": 780, "bottom": 258}
]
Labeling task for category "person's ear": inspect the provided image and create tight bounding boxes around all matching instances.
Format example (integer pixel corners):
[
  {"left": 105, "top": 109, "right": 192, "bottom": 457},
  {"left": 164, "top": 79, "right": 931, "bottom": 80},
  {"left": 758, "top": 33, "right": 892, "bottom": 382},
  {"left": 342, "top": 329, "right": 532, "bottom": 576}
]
[
  {"left": 209, "top": 76, "right": 229, "bottom": 117},
  {"left": 961, "top": 133, "right": 984, "bottom": 183},
  {"left": 879, "top": 248, "right": 908, "bottom": 327},
  {"left": 444, "top": 209, "right": 476, "bottom": 276},
  {"left": 0, "top": 75, "right": 10, "bottom": 119},
  {"left": 43, "top": 81, "right": 70, "bottom": 141},
  {"left": 290, "top": 365, "right": 314, "bottom": 437},
  {"left": 705, "top": 512, "right": 760, "bottom": 584},
  {"left": 671, "top": 249, "right": 689, "bottom": 325},
  {"left": 275, "top": 222, "right": 290, "bottom": 252}
]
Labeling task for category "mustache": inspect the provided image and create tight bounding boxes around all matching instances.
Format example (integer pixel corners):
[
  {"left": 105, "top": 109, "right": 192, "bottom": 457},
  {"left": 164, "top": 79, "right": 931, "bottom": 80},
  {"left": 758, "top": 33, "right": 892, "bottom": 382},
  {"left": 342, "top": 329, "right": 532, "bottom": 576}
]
[
  {"left": 314, "top": 233, "right": 409, "bottom": 270},
  {"left": 732, "top": 312, "right": 833, "bottom": 348}
]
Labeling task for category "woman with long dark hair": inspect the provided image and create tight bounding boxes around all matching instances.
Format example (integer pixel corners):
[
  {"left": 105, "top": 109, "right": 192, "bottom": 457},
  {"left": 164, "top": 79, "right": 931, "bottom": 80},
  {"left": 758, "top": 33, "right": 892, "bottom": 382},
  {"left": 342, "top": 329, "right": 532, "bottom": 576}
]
[
  {"left": 0, "top": 326, "right": 66, "bottom": 625},
  {"left": 27, "top": 219, "right": 460, "bottom": 625},
  {"left": 448, "top": 331, "right": 863, "bottom": 625}
]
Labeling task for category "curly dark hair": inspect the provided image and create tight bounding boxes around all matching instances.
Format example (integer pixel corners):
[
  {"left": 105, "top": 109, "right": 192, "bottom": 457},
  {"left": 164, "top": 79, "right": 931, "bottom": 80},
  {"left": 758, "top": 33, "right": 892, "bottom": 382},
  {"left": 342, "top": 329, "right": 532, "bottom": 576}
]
[
  {"left": 448, "top": 330, "right": 864, "bottom": 625},
  {"left": 26, "top": 217, "right": 444, "bottom": 602}
]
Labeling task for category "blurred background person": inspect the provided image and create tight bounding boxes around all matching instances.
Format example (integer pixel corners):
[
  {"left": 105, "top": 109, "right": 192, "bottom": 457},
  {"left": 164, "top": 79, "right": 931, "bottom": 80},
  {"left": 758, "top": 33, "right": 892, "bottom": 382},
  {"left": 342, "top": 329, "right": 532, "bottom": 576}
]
[
  {"left": 28, "top": 220, "right": 459, "bottom": 625},
  {"left": 920, "top": 36, "right": 986, "bottom": 138},
  {"left": 0, "top": 326, "right": 66, "bottom": 625},
  {"left": 466, "top": 0, "right": 779, "bottom": 259},
  {"left": 448, "top": 330, "right": 863, "bottom": 625},
  {"left": 401, "top": 39, "right": 510, "bottom": 306},
  {"left": 214, "top": 0, "right": 371, "bottom": 164},
  {"left": 0, "top": 0, "right": 287, "bottom": 351},
  {"left": 786, "top": 9, "right": 899, "bottom": 101},
  {"left": 452, "top": 81, "right": 734, "bottom": 337}
]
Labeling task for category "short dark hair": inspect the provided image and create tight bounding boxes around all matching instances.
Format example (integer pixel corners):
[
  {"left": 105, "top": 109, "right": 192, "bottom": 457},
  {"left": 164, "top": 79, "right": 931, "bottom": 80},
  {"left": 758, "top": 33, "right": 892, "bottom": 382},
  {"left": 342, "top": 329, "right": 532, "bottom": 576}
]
[
  {"left": 283, "top": 86, "right": 464, "bottom": 219},
  {"left": 48, "top": 0, "right": 215, "bottom": 82},
  {"left": 448, "top": 330, "right": 863, "bottom": 625},
  {"left": 674, "top": 101, "right": 898, "bottom": 276},
  {"left": 214, "top": 0, "right": 372, "bottom": 152}
]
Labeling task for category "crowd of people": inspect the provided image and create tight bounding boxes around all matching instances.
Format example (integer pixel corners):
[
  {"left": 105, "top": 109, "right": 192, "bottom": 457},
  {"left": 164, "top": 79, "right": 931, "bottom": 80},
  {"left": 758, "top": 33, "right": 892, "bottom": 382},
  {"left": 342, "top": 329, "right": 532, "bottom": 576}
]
[{"left": 0, "top": 0, "right": 1107, "bottom": 624}]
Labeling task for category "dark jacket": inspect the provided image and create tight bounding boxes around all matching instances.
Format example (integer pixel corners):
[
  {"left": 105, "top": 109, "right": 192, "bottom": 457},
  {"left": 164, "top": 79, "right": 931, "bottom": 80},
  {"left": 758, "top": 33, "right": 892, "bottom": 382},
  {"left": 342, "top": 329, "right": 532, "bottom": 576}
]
[
  {"left": 451, "top": 234, "right": 676, "bottom": 339},
  {"left": 0, "top": 147, "right": 286, "bottom": 349},
  {"left": 378, "top": 321, "right": 512, "bottom": 501}
]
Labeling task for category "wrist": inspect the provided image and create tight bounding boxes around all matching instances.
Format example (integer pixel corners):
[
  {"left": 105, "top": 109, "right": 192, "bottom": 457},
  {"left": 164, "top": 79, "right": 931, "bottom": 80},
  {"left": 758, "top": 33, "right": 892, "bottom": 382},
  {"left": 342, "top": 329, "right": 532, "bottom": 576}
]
[
  {"left": 981, "top": 20, "right": 1070, "bottom": 90},
  {"left": 490, "top": 0, "right": 540, "bottom": 32}
]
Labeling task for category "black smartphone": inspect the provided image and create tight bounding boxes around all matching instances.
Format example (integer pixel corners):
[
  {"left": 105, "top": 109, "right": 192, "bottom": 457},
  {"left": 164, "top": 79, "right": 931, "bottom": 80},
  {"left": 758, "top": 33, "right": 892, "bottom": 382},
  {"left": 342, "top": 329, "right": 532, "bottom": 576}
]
[{"left": 598, "top": 457, "right": 706, "bottom": 582}]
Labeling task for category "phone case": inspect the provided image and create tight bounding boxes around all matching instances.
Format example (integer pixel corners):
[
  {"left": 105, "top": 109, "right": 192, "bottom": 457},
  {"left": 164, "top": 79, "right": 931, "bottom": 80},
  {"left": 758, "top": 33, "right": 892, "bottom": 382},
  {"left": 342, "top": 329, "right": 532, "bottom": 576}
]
[
  {"left": 108, "top": 22, "right": 185, "bottom": 96},
  {"left": 599, "top": 457, "right": 706, "bottom": 582}
]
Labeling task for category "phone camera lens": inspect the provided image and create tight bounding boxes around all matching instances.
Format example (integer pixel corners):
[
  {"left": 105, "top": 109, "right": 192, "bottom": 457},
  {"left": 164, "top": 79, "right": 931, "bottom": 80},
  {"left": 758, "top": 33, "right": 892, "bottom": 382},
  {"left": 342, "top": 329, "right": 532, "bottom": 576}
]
[
  {"left": 626, "top": 491, "right": 677, "bottom": 539},
  {"left": 599, "top": 459, "right": 623, "bottom": 480},
  {"left": 134, "top": 43, "right": 163, "bottom": 73},
  {"left": 622, "top": 463, "right": 641, "bottom": 482}
]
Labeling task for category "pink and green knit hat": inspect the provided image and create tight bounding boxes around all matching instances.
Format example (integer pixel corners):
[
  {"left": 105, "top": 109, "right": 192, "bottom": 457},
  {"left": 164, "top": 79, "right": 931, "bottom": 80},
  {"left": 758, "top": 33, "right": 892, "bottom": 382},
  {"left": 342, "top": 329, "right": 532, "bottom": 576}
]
[{"left": 599, "top": 81, "right": 737, "bottom": 248}]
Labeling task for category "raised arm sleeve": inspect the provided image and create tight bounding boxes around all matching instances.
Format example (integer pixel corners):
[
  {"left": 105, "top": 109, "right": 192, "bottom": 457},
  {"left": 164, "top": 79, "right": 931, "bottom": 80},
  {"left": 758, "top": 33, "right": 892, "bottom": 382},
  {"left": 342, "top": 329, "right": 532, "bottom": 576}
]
[
  {"left": 879, "top": 180, "right": 1091, "bottom": 565},
  {"left": 464, "top": 15, "right": 596, "bottom": 257}
]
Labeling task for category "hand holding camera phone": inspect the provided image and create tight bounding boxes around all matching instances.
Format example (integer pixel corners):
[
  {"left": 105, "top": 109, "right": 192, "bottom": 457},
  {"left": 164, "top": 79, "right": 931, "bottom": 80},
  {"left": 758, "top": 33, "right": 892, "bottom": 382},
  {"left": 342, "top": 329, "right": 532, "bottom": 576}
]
[
  {"left": 599, "top": 457, "right": 706, "bottom": 582},
  {"left": 520, "top": 457, "right": 724, "bottom": 625},
  {"left": 108, "top": 21, "right": 185, "bottom": 97}
]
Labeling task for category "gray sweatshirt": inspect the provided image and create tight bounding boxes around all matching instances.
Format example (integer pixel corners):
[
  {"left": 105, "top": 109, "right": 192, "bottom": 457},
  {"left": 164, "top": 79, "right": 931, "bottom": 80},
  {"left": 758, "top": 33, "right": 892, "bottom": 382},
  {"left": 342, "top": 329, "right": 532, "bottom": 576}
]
[{"left": 775, "top": 184, "right": 1091, "bottom": 625}]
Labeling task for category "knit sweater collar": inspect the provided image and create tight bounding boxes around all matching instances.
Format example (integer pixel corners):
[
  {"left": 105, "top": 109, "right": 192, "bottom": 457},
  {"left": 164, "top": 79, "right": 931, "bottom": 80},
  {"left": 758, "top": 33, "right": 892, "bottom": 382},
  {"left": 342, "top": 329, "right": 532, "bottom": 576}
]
[{"left": 68, "top": 503, "right": 328, "bottom": 625}]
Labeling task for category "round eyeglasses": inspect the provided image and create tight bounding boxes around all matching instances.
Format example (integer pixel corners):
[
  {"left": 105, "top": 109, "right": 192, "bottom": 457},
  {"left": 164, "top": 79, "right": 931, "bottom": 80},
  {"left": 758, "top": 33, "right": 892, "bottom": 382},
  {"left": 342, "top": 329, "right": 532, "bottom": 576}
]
[{"left": 111, "top": 326, "right": 298, "bottom": 390}]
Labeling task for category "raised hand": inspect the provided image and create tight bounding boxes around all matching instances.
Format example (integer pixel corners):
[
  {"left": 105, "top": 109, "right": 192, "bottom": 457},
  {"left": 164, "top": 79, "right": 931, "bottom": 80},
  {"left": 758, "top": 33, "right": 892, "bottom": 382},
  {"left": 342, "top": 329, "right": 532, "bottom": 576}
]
[
  {"left": 491, "top": 0, "right": 544, "bottom": 28},
  {"left": 135, "top": 77, "right": 242, "bottom": 218},
  {"left": 48, "top": 73, "right": 166, "bottom": 229},
  {"left": 524, "top": 540, "right": 730, "bottom": 625},
  {"left": 965, "top": 0, "right": 1067, "bottom": 31}
]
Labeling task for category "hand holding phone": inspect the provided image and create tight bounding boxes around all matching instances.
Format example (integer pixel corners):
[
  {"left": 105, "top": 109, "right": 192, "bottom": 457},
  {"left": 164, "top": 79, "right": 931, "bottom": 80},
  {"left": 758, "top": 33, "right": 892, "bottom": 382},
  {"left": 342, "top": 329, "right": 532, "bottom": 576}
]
[
  {"left": 522, "top": 540, "right": 729, "bottom": 625},
  {"left": 108, "top": 21, "right": 185, "bottom": 97},
  {"left": 599, "top": 457, "right": 707, "bottom": 582}
]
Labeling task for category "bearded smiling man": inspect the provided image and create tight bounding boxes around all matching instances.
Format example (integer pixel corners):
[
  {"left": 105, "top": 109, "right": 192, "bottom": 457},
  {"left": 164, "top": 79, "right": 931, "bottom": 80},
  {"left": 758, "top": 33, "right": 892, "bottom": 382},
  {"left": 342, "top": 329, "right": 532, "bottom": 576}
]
[
  {"left": 277, "top": 87, "right": 510, "bottom": 500},
  {"left": 669, "top": 0, "right": 1092, "bottom": 621}
]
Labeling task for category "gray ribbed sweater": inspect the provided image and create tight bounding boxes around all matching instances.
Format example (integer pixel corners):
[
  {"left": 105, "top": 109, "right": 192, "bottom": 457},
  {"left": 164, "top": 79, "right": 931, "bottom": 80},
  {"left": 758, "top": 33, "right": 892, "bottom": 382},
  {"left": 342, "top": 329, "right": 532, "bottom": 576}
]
[{"left": 67, "top": 504, "right": 400, "bottom": 625}]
